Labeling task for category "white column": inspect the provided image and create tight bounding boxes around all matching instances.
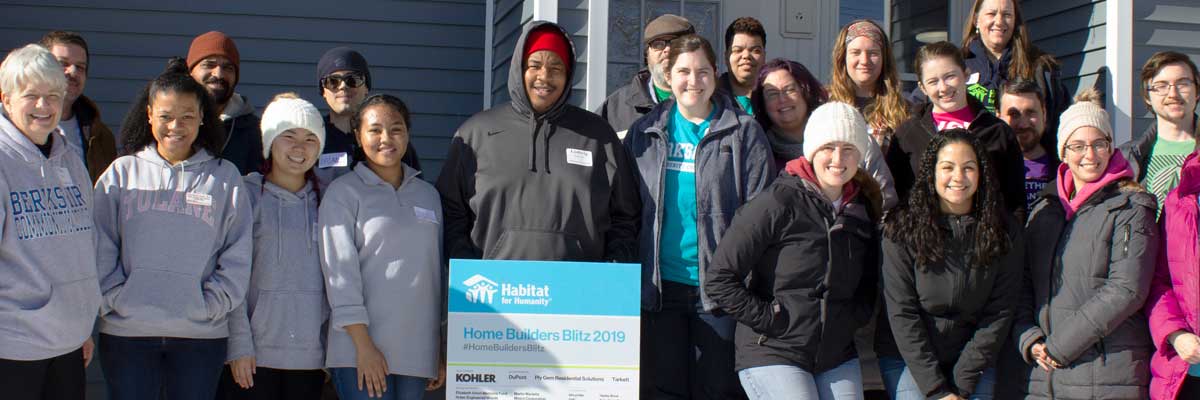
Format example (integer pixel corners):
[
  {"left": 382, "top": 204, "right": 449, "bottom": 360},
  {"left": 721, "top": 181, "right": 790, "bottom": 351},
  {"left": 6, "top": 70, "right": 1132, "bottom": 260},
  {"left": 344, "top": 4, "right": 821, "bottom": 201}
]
[
  {"left": 484, "top": 0, "right": 495, "bottom": 108},
  {"left": 1107, "top": 0, "right": 1134, "bottom": 144},
  {"left": 585, "top": 0, "right": 610, "bottom": 110},
  {"left": 532, "top": 0, "right": 558, "bottom": 22}
]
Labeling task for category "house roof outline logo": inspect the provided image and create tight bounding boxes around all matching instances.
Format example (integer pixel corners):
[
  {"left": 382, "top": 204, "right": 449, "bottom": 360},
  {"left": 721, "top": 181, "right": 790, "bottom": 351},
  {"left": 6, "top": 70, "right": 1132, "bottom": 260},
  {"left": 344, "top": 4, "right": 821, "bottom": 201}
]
[{"left": 463, "top": 274, "right": 499, "bottom": 304}]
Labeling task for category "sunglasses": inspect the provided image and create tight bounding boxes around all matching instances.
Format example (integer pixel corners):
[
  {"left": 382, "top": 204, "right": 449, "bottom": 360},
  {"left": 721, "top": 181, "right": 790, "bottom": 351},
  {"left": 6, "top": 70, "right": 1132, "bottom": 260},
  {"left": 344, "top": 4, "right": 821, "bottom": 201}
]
[{"left": 322, "top": 73, "right": 366, "bottom": 90}]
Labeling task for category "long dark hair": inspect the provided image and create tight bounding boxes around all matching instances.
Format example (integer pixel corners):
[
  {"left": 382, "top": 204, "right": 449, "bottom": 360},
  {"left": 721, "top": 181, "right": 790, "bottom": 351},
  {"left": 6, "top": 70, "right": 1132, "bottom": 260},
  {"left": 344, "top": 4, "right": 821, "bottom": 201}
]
[
  {"left": 350, "top": 94, "right": 411, "bottom": 163},
  {"left": 120, "top": 57, "right": 224, "bottom": 156},
  {"left": 883, "top": 129, "right": 1009, "bottom": 267}
]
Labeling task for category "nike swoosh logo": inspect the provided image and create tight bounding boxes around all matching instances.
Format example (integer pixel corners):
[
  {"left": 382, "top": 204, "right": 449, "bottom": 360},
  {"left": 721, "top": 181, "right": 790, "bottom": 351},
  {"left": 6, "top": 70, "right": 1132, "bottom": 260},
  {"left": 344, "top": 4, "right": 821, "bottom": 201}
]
[{"left": 487, "top": 130, "right": 504, "bottom": 136}]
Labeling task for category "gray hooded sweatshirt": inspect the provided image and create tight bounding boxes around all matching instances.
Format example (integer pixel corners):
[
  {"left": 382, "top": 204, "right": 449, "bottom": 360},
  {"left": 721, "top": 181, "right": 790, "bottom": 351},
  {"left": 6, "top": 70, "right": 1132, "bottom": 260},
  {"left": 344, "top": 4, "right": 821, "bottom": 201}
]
[
  {"left": 0, "top": 114, "right": 101, "bottom": 360},
  {"left": 226, "top": 173, "right": 327, "bottom": 369},
  {"left": 320, "top": 163, "right": 442, "bottom": 378},
  {"left": 94, "top": 146, "right": 253, "bottom": 338}
]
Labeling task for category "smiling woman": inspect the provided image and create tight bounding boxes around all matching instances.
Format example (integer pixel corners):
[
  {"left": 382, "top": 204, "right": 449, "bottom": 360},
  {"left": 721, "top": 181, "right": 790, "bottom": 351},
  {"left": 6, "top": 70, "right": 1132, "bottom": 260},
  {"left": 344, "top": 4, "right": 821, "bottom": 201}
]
[{"left": 0, "top": 44, "right": 67, "bottom": 146}]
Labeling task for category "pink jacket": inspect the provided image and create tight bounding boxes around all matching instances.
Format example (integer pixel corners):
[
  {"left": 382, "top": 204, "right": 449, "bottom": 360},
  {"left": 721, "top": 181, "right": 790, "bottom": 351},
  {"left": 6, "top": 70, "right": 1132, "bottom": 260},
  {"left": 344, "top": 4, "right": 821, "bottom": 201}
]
[{"left": 1147, "top": 151, "right": 1200, "bottom": 400}]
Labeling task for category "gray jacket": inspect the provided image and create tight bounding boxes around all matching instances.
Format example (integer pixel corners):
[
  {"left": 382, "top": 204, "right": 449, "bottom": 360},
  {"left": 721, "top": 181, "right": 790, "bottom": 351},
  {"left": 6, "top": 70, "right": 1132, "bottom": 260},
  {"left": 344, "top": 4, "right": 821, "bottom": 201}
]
[
  {"left": 226, "top": 174, "right": 327, "bottom": 369},
  {"left": 596, "top": 69, "right": 660, "bottom": 139},
  {"left": 1015, "top": 180, "right": 1157, "bottom": 399},
  {"left": 624, "top": 95, "right": 775, "bottom": 312}
]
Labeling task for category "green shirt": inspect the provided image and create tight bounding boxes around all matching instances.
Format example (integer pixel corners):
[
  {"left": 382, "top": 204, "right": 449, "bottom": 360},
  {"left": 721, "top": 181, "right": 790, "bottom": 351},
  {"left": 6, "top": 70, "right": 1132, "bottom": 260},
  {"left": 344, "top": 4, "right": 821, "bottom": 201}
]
[
  {"left": 1142, "top": 137, "right": 1194, "bottom": 217},
  {"left": 653, "top": 84, "right": 672, "bottom": 103}
]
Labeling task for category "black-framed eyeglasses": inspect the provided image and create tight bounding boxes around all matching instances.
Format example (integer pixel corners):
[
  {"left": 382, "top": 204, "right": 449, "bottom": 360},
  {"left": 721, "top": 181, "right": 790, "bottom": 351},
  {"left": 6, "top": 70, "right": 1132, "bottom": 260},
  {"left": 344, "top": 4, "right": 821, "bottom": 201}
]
[
  {"left": 1147, "top": 79, "right": 1195, "bottom": 96},
  {"left": 1064, "top": 139, "right": 1112, "bottom": 155},
  {"left": 648, "top": 39, "right": 672, "bottom": 51},
  {"left": 322, "top": 73, "right": 366, "bottom": 90}
]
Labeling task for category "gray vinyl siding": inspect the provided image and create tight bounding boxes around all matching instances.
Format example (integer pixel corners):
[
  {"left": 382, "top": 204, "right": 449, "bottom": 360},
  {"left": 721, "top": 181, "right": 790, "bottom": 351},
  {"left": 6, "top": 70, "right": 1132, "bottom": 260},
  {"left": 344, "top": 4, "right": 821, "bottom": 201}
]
[
  {"left": 560, "top": 0, "right": 590, "bottom": 108},
  {"left": 1132, "top": 0, "right": 1200, "bottom": 135},
  {"left": 840, "top": 0, "right": 885, "bottom": 28},
  {"left": 0, "top": 0, "right": 485, "bottom": 181},
  {"left": 491, "top": 0, "right": 528, "bottom": 106},
  {"left": 1023, "top": 0, "right": 1107, "bottom": 104}
]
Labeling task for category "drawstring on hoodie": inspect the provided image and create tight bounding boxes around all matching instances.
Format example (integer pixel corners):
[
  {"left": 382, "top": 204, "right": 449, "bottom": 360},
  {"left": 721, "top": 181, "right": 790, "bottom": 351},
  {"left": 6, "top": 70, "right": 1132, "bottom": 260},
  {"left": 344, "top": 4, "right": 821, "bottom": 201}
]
[
  {"left": 527, "top": 117, "right": 556, "bottom": 174},
  {"left": 529, "top": 116, "right": 539, "bottom": 172}
]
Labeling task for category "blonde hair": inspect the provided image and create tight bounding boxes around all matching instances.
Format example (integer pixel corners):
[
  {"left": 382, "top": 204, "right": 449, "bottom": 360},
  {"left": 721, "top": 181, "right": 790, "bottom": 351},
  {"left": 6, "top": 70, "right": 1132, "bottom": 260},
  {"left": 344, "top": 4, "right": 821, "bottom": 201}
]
[
  {"left": 0, "top": 44, "right": 67, "bottom": 98},
  {"left": 828, "top": 20, "right": 908, "bottom": 134}
]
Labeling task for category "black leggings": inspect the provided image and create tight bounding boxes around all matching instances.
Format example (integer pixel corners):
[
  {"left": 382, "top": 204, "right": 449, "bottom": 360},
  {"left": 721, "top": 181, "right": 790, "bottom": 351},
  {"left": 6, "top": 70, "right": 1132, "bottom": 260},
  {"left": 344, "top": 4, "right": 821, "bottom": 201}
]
[
  {"left": 215, "top": 365, "right": 325, "bottom": 400},
  {"left": 0, "top": 348, "right": 85, "bottom": 400}
]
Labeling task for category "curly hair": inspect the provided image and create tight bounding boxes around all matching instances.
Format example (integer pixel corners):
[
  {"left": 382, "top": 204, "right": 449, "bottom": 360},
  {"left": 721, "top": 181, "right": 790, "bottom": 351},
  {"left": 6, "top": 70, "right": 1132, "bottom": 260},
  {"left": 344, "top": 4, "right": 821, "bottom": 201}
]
[
  {"left": 751, "top": 58, "right": 827, "bottom": 132},
  {"left": 120, "top": 57, "right": 224, "bottom": 157},
  {"left": 883, "top": 129, "right": 1010, "bottom": 267},
  {"left": 828, "top": 19, "right": 909, "bottom": 135}
]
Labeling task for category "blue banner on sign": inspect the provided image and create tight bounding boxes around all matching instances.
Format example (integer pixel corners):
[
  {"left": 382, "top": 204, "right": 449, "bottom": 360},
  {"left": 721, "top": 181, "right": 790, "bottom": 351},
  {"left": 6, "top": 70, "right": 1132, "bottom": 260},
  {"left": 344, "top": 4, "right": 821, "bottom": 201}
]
[{"left": 448, "top": 259, "right": 640, "bottom": 317}]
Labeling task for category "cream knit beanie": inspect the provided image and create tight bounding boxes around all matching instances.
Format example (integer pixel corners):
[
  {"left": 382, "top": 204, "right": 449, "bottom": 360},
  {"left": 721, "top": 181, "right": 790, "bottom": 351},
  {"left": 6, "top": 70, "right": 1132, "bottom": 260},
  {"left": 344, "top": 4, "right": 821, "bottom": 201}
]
[
  {"left": 260, "top": 95, "right": 326, "bottom": 159},
  {"left": 803, "top": 101, "right": 871, "bottom": 161},
  {"left": 1056, "top": 88, "right": 1112, "bottom": 158}
]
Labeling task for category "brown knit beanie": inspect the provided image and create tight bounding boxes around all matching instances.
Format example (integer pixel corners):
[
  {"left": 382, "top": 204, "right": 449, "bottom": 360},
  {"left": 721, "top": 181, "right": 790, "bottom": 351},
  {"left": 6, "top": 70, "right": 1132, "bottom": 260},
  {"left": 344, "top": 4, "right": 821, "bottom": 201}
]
[{"left": 187, "top": 31, "right": 240, "bottom": 85}]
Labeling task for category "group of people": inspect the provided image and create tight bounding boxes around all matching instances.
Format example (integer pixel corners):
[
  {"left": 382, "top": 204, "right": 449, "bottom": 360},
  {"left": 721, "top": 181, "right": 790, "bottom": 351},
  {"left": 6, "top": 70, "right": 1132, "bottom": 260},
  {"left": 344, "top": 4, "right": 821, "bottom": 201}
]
[{"left": 1, "top": 0, "right": 1199, "bottom": 400}]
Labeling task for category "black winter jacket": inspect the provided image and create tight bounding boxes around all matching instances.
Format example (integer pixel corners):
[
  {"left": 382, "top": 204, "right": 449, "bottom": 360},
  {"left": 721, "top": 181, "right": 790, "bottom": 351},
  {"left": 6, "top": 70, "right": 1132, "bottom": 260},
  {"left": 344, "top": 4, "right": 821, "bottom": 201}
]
[
  {"left": 219, "top": 93, "right": 265, "bottom": 175},
  {"left": 595, "top": 69, "right": 659, "bottom": 137},
  {"left": 705, "top": 167, "right": 881, "bottom": 373},
  {"left": 435, "top": 21, "right": 641, "bottom": 263},
  {"left": 1015, "top": 180, "right": 1157, "bottom": 399},
  {"left": 886, "top": 97, "right": 1025, "bottom": 217},
  {"left": 877, "top": 215, "right": 1023, "bottom": 398}
]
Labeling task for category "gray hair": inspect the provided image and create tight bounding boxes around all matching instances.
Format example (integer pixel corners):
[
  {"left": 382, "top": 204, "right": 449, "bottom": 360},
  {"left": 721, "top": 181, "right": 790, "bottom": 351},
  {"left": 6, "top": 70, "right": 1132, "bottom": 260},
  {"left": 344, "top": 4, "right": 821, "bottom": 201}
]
[{"left": 0, "top": 44, "right": 67, "bottom": 98}]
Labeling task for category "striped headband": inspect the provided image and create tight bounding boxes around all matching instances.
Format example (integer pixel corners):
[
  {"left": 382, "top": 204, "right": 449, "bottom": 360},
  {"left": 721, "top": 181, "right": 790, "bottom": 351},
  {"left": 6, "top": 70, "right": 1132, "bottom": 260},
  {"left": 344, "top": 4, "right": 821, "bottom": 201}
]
[{"left": 845, "top": 21, "right": 884, "bottom": 48}]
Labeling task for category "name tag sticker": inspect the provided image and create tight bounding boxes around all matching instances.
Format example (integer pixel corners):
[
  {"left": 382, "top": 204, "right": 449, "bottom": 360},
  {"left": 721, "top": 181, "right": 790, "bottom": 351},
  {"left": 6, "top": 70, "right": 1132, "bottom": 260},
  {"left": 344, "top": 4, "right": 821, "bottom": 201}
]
[
  {"left": 186, "top": 192, "right": 213, "bottom": 207},
  {"left": 319, "top": 152, "right": 349, "bottom": 168},
  {"left": 967, "top": 72, "right": 980, "bottom": 85},
  {"left": 566, "top": 148, "right": 593, "bottom": 167},
  {"left": 414, "top": 206, "right": 439, "bottom": 224}
]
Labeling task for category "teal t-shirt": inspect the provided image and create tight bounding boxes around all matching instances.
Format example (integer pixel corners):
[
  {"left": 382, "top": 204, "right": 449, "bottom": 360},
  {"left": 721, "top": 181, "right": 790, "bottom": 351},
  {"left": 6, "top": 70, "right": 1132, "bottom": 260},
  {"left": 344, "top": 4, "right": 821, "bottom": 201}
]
[
  {"left": 736, "top": 95, "right": 754, "bottom": 115},
  {"left": 659, "top": 104, "right": 714, "bottom": 286}
]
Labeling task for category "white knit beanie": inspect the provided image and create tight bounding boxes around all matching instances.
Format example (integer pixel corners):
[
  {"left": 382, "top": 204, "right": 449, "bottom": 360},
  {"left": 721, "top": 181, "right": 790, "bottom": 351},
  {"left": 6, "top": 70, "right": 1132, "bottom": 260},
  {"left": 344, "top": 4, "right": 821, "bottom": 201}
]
[
  {"left": 1056, "top": 88, "right": 1112, "bottom": 159},
  {"left": 803, "top": 101, "right": 871, "bottom": 161},
  {"left": 259, "top": 96, "right": 326, "bottom": 159}
]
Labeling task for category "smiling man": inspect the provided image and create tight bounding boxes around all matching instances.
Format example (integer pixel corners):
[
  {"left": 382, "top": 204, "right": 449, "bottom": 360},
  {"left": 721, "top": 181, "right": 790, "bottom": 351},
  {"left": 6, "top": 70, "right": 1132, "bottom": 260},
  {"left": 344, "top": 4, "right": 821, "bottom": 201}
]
[
  {"left": 717, "top": 17, "right": 766, "bottom": 115},
  {"left": 437, "top": 22, "right": 641, "bottom": 264},
  {"left": 313, "top": 47, "right": 419, "bottom": 187},
  {"left": 1118, "top": 51, "right": 1200, "bottom": 216},
  {"left": 187, "top": 31, "right": 262, "bottom": 175},
  {"left": 39, "top": 31, "right": 116, "bottom": 183}
]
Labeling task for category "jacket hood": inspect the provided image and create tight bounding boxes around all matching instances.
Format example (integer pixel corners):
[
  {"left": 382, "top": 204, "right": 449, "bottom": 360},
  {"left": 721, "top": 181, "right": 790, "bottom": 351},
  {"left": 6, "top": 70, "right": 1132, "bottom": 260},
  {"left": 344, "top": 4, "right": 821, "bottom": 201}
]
[
  {"left": 1174, "top": 150, "right": 1200, "bottom": 198},
  {"left": 0, "top": 111, "right": 70, "bottom": 164},
  {"left": 508, "top": 21, "right": 577, "bottom": 120},
  {"left": 784, "top": 157, "right": 861, "bottom": 204},
  {"left": 134, "top": 144, "right": 216, "bottom": 166},
  {"left": 221, "top": 93, "right": 256, "bottom": 121},
  {"left": 1056, "top": 149, "right": 1135, "bottom": 219},
  {"left": 784, "top": 156, "right": 883, "bottom": 220}
]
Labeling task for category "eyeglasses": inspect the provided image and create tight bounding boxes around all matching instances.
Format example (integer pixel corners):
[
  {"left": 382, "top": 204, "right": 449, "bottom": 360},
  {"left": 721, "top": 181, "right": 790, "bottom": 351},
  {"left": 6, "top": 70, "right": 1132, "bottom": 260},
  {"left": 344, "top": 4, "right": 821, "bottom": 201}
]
[
  {"left": 648, "top": 39, "right": 671, "bottom": 51},
  {"left": 322, "top": 73, "right": 366, "bottom": 90},
  {"left": 1064, "top": 139, "right": 1112, "bottom": 155},
  {"left": 1147, "top": 79, "right": 1195, "bottom": 96}
]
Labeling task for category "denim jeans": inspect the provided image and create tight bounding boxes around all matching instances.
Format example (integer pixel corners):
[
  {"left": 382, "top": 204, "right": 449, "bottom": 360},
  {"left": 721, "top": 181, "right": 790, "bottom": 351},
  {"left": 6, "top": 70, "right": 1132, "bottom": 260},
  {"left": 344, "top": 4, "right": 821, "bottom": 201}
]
[
  {"left": 738, "top": 359, "right": 864, "bottom": 400},
  {"left": 98, "top": 334, "right": 227, "bottom": 400},
  {"left": 644, "top": 280, "right": 743, "bottom": 399},
  {"left": 878, "top": 356, "right": 995, "bottom": 400},
  {"left": 329, "top": 367, "right": 426, "bottom": 400}
]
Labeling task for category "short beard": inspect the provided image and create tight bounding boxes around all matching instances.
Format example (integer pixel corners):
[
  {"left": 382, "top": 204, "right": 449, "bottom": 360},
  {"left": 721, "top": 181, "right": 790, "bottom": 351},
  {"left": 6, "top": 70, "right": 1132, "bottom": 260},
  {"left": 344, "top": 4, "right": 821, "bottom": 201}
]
[{"left": 649, "top": 62, "right": 669, "bottom": 89}]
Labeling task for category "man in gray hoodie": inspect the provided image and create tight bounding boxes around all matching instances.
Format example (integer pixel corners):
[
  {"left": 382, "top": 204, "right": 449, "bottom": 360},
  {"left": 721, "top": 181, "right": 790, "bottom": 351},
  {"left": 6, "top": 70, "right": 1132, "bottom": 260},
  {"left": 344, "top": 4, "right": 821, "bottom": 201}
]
[{"left": 0, "top": 44, "right": 101, "bottom": 400}]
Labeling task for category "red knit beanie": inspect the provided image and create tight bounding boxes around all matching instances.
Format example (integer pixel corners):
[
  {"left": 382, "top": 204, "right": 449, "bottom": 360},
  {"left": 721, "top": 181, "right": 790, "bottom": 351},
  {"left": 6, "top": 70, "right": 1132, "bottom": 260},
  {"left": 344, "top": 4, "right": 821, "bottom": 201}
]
[
  {"left": 187, "top": 31, "right": 240, "bottom": 84},
  {"left": 524, "top": 26, "right": 571, "bottom": 73}
]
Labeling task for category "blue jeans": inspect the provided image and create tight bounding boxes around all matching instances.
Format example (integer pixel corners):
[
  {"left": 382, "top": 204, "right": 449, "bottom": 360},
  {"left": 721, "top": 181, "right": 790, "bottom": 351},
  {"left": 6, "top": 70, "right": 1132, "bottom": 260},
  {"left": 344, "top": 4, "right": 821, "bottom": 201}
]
[
  {"left": 738, "top": 359, "right": 863, "bottom": 400},
  {"left": 98, "top": 334, "right": 227, "bottom": 400},
  {"left": 330, "top": 368, "right": 426, "bottom": 400},
  {"left": 878, "top": 356, "right": 995, "bottom": 400},
  {"left": 645, "top": 280, "right": 743, "bottom": 399}
]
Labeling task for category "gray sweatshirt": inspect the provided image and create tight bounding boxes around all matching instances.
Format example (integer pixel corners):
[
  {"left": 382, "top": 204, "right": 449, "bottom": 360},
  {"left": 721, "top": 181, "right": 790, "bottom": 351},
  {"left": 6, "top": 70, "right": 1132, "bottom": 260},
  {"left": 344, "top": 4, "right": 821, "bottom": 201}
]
[
  {"left": 0, "top": 114, "right": 100, "bottom": 360},
  {"left": 320, "top": 163, "right": 442, "bottom": 378},
  {"left": 94, "top": 146, "right": 253, "bottom": 338},
  {"left": 226, "top": 173, "right": 327, "bottom": 369}
]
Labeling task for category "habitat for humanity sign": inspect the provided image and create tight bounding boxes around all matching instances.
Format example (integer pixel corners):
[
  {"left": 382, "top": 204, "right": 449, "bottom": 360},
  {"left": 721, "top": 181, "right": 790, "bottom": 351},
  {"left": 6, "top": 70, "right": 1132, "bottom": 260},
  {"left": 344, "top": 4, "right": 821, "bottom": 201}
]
[{"left": 447, "top": 259, "right": 639, "bottom": 400}]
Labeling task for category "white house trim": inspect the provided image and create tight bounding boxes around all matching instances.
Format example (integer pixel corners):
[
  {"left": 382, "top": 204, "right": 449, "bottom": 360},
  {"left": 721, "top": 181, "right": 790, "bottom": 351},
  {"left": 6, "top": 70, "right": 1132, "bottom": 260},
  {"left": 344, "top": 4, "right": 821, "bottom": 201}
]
[
  {"left": 532, "top": 0, "right": 558, "bottom": 22},
  {"left": 586, "top": 0, "right": 610, "bottom": 110},
  {"left": 484, "top": 0, "right": 495, "bottom": 108},
  {"left": 1107, "top": 0, "right": 1134, "bottom": 144}
]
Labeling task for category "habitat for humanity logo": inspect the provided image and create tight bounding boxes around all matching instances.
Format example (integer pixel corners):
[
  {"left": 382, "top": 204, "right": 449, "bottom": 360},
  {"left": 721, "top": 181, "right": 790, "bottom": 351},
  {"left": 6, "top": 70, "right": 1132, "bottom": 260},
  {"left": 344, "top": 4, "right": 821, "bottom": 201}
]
[
  {"left": 461, "top": 274, "right": 553, "bottom": 307},
  {"left": 464, "top": 275, "right": 499, "bottom": 304}
]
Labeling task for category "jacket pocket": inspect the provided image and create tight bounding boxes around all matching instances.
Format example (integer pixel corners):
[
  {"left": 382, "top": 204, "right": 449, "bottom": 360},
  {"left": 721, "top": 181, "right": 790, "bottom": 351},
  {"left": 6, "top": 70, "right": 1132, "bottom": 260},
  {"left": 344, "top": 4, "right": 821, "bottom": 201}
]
[
  {"left": 770, "top": 289, "right": 823, "bottom": 349},
  {"left": 250, "top": 289, "right": 326, "bottom": 351},
  {"left": 486, "top": 229, "right": 585, "bottom": 260},
  {"left": 113, "top": 267, "right": 207, "bottom": 323}
]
